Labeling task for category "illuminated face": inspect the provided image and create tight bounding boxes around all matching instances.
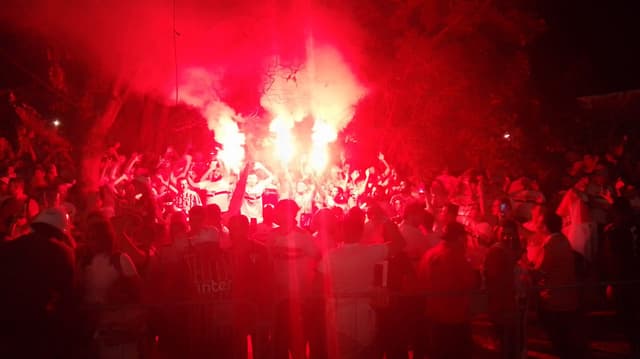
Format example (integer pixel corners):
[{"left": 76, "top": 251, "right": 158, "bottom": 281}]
[
  {"left": 48, "top": 164, "right": 58, "bottom": 178},
  {"left": 247, "top": 174, "right": 258, "bottom": 187},
  {"left": 393, "top": 199, "right": 402, "bottom": 212},
  {"left": 179, "top": 180, "right": 188, "bottom": 191},
  {"left": 296, "top": 181, "right": 307, "bottom": 193},
  {"left": 9, "top": 182, "right": 23, "bottom": 196}
]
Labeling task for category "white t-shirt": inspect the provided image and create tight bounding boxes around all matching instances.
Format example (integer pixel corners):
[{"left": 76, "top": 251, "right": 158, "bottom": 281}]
[
  {"left": 400, "top": 222, "right": 438, "bottom": 261},
  {"left": 196, "top": 179, "right": 231, "bottom": 211},
  {"left": 319, "top": 243, "right": 388, "bottom": 295},
  {"left": 241, "top": 184, "right": 265, "bottom": 222},
  {"left": 83, "top": 252, "right": 138, "bottom": 305}
]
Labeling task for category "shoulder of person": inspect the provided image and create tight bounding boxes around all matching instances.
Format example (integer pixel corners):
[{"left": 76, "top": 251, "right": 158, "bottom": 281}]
[{"left": 604, "top": 223, "right": 616, "bottom": 233}]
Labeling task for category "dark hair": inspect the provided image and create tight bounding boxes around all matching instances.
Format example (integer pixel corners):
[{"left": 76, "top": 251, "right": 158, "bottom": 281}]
[
  {"left": 343, "top": 207, "right": 366, "bottom": 243},
  {"left": 403, "top": 201, "right": 425, "bottom": 220},
  {"left": 444, "top": 203, "right": 459, "bottom": 217},
  {"left": 189, "top": 206, "right": 206, "bottom": 230},
  {"left": 262, "top": 204, "right": 275, "bottom": 223},
  {"left": 9, "top": 177, "right": 24, "bottom": 188},
  {"left": 86, "top": 212, "right": 116, "bottom": 254},
  {"left": 31, "top": 222, "right": 67, "bottom": 242},
  {"left": 543, "top": 210, "right": 563, "bottom": 234},
  {"left": 228, "top": 214, "right": 249, "bottom": 241},
  {"left": 422, "top": 211, "right": 435, "bottom": 231},
  {"left": 442, "top": 222, "right": 467, "bottom": 242},
  {"left": 498, "top": 219, "right": 522, "bottom": 253}
]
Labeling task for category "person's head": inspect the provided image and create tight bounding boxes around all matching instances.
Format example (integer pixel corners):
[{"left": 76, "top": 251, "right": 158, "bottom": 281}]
[
  {"left": 228, "top": 214, "right": 250, "bottom": 242},
  {"left": 33, "top": 165, "right": 45, "bottom": 179},
  {"left": 311, "top": 208, "right": 338, "bottom": 234},
  {"left": 592, "top": 167, "right": 608, "bottom": 186},
  {"left": 441, "top": 222, "right": 467, "bottom": 249},
  {"left": 542, "top": 210, "right": 563, "bottom": 235},
  {"left": 178, "top": 177, "right": 188, "bottom": 192},
  {"left": 262, "top": 204, "right": 275, "bottom": 225},
  {"left": 86, "top": 212, "right": 116, "bottom": 254},
  {"left": 274, "top": 199, "right": 300, "bottom": 230},
  {"left": 47, "top": 163, "right": 58, "bottom": 179},
  {"left": 31, "top": 207, "right": 72, "bottom": 244},
  {"left": 211, "top": 167, "right": 223, "bottom": 181},
  {"left": 343, "top": 207, "right": 366, "bottom": 243},
  {"left": 189, "top": 206, "right": 206, "bottom": 231},
  {"left": 403, "top": 201, "right": 425, "bottom": 227},
  {"left": 8, "top": 177, "right": 25, "bottom": 197},
  {"left": 0, "top": 177, "right": 8, "bottom": 195},
  {"left": 492, "top": 198, "right": 511, "bottom": 218},
  {"left": 205, "top": 204, "right": 222, "bottom": 227},
  {"left": 497, "top": 219, "right": 522, "bottom": 252},
  {"left": 440, "top": 203, "right": 459, "bottom": 225},
  {"left": 168, "top": 211, "right": 189, "bottom": 241},
  {"left": 247, "top": 173, "right": 258, "bottom": 187},
  {"left": 583, "top": 154, "right": 598, "bottom": 169},
  {"left": 574, "top": 176, "right": 589, "bottom": 191},
  {"left": 364, "top": 201, "right": 385, "bottom": 222},
  {"left": 296, "top": 180, "right": 308, "bottom": 194}
]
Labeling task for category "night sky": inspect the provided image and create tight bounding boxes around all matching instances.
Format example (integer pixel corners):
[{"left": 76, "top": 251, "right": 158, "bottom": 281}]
[{"left": 532, "top": 0, "right": 640, "bottom": 99}]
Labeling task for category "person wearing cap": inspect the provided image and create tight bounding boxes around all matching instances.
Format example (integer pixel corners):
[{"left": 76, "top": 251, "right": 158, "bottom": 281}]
[
  {"left": 418, "top": 222, "right": 480, "bottom": 359},
  {"left": 0, "top": 207, "right": 77, "bottom": 358},
  {"left": 266, "top": 198, "right": 320, "bottom": 359}
]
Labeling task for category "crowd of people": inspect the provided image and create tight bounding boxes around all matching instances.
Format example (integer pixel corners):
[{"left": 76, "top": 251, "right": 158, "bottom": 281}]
[{"left": 1, "top": 126, "right": 640, "bottom": 359}]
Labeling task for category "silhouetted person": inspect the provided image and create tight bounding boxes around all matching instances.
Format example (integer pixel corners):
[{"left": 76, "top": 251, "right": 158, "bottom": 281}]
[
  {"left": 229, "top": 214, "right": 272, "bottom": 359},
  {"left": 604, "top": 197, "right": 640, "bottom": 357},
  {"left": 418, "top": 222, "right": 479, "bottom": 359},
  {"left": 0, "top": 208, "right": 77, "bottom": 358},
  {"left": 533, "top": 211, "right": 584, "bottom": 359}
]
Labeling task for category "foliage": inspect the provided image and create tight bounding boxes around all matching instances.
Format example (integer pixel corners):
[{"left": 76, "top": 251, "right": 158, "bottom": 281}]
[{"left": 343, "top": 0, "right": 545, "bottom": 174}]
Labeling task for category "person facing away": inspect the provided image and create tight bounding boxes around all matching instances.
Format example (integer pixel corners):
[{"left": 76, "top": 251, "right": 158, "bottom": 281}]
[
  {"left": 265, "top": 199, "right": 320, "bottom": 359},
  {"left": 318, "top": 207, "right": 402, "bottom": 358},
  {"left": 532, "top": 210, "right": 584, "bottom": 359},
  {"left": 228, "top": 214, "right": 272, "bottom": 359},
  {"left": 418, "top": 222, "right": 480, "bottom": 359},
  {"left": 484, "top": 219, "right": 525, "bottom": 359},
  {"left": 603, "top": 197, "right": 640, "bottom": 357},
  {"left": 0, "top": 208, "right": 77, "bottom": 359}
]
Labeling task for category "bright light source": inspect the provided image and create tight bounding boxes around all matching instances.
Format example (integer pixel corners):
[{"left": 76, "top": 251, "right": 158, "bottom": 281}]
[
  {"left": 52, "top": 119, "right": 61, "bottom": 127},
  {"left": 503, "top": 132, "right": 511, "bottom": 140}
]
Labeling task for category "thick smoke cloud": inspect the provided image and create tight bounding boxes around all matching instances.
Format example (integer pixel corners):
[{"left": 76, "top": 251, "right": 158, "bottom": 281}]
[
  {"left": 2, "top": 0, "right": 365, "bottom": 96},
  {"left": 3, "top": 0, "right": 369, "bottom": 170}
]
